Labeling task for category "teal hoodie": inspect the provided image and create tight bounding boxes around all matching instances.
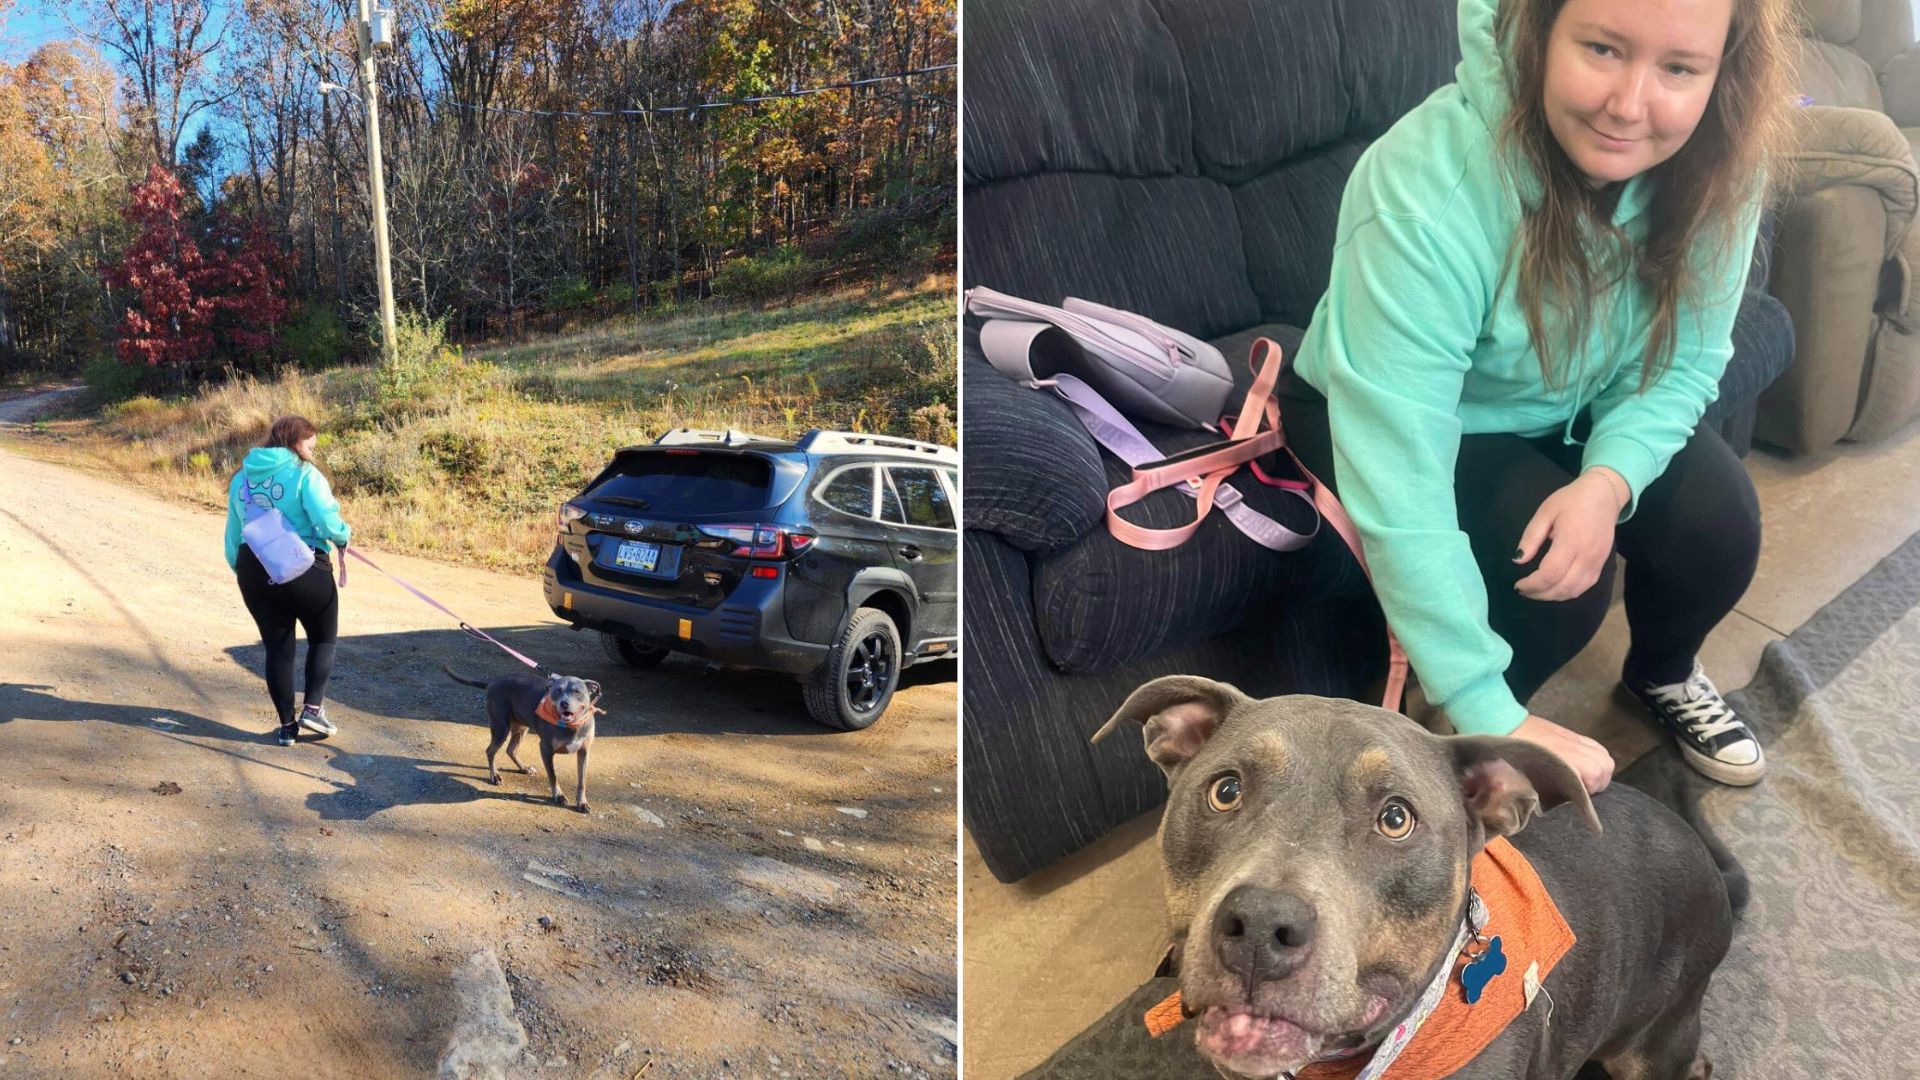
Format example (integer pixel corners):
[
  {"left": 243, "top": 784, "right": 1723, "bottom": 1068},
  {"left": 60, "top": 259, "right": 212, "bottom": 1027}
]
[
  {"left": 224, "top": 447, "right": 352, "bottom": 571},
  {"left": 1290, "top": 0, "right": 1762, "bottom": 735}
]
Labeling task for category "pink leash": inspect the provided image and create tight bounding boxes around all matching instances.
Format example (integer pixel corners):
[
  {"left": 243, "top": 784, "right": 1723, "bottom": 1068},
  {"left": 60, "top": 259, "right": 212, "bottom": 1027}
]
[
  {"left": 1103, "top": 338, "right": 1301, "bottom": 551},
  {"left": 1217, "top": 338, "right": 1411, "bottom": 715},
  {"left": 336, "top": 545, "right": 546, "bottom": 674}
]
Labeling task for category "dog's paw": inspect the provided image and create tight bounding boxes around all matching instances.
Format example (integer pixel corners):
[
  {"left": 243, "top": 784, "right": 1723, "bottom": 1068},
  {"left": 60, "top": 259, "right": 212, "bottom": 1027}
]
[
  {"left": 488, "top": 774, "right": 502, "bottom": 786},
  {"left": 521, "top": 765, "right": 536, "bottom": 775},
  {"left": 576, "top": 802, "right": 590, "bottom": 815},
  {"left": 552, "top": 793, "right": 567, "bottom": 806}
]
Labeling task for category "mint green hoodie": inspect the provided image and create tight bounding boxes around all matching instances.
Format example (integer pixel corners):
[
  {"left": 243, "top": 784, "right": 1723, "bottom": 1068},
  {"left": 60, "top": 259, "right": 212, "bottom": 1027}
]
[
  {"left": 224, "top": 447, "right": 352, "bottom": 571},
  {"left": 1290, "top": 0, "right": 1762, "bottom": 735}
]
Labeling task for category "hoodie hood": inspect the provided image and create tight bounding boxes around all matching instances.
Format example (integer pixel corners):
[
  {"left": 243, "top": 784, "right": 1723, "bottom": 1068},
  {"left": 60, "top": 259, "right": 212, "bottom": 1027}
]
[
  {"left": 1456, "top": 0, "right": 1509, "bottom": 127},
  {"left": 226, "top": 444, "right": 350, "bottom": 569},
  {"left": 243, "top": 446, "right": 302, "bottom": 478}
]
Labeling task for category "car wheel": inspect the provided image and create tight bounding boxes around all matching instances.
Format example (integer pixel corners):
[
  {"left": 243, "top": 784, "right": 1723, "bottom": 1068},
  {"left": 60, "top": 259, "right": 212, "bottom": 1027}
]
[
  {"left": 600, "top": 631, "right": 669, "bottom": 669},
  {"left": 803, "top": 607, "right": 901, "bottom": 731}
]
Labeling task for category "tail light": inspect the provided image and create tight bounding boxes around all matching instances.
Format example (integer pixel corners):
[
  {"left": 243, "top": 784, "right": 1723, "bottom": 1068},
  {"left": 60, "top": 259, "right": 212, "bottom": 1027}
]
[
  {"left": 702, "top": 524, "right": 816, "bottom": 559},
  {"left": 556, "top": 502, "right": 587, "bottom": 532}
]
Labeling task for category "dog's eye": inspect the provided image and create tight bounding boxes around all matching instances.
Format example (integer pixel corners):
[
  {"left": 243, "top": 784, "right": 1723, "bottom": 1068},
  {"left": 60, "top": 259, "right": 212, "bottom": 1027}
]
[
  {"left": 1376, "top": 799, "right": 1416, "bottom": 840},
  {"left": 1207, "top": 774, "right": 1242, "bottom": 813}
]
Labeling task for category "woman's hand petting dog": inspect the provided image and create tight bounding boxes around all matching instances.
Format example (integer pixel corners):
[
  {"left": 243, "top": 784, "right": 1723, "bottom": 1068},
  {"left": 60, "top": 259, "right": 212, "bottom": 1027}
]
[
  {"left": 1512, "top": 467, "right": 1630, "bottom": 602},
  {"left": 1510, "top": 713, "right": 1615, "bottom": 794}
]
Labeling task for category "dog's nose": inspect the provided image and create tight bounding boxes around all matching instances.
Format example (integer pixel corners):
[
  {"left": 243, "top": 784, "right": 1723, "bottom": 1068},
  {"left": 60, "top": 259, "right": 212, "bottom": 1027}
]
[{"left": 1212, "top": 885, "right": 1318, "bottom": 981}]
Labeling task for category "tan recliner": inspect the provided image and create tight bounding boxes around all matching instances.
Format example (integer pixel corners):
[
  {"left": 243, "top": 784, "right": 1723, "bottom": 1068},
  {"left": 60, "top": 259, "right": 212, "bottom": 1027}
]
[{"left": 1761, "top": 0, "right": 1920, "bottom": 451}]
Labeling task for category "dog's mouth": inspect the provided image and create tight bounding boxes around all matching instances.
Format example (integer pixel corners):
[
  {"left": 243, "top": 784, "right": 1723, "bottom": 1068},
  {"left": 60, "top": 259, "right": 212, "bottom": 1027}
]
[
  {"left": 1191, "top": 987, "right": 1397, "bottom": 1076},
  {"left": 1195, "top": 1006, "right": 1329, "bottom": 1076}
]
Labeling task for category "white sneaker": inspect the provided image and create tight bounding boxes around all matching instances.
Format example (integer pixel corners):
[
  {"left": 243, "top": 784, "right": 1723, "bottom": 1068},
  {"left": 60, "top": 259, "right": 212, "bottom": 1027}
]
[
  {"left": 297, "top": 704, "right": 337, "bottom": 737},
  {"left": 1625, "top": 662, "right": 1764, "bottom": 786}
]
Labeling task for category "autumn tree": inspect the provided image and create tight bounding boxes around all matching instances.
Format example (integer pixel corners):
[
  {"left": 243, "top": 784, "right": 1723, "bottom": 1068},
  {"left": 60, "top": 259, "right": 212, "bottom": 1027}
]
[
  {"left": 0, "top": 60, "right": 61, "bottom": 363},
  {"left": 102, "top": 164, "right": 286, "bottom": 378}
]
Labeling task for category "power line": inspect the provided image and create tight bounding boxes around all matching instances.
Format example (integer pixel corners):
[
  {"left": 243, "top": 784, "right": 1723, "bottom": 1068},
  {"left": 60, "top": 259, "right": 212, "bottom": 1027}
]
[{"left": 402, "top": 62, "right": 955, "bottom": 120}]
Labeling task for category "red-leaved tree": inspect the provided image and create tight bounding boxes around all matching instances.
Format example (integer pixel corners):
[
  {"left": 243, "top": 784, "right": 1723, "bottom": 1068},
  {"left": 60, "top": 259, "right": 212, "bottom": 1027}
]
[
  {"left": 201, "top": 210, "right": 288, "bottom": 359},
  {"left": 102, "top": 165, "right": 214, "bottom": 368},
  {"left": 102, "top": 164, "right": 287, "bottom": 377}
]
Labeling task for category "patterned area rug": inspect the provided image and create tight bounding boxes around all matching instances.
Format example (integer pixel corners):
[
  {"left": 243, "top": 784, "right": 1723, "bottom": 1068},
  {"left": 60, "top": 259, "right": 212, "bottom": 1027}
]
[{"left": 1626, "top": 529, "right": 1920, "bottom": 1077}]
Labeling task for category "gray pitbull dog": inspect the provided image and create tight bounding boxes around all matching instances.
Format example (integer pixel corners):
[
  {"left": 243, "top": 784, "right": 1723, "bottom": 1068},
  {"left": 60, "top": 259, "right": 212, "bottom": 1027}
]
[
  {"left": 444, "top": 666, "right": 603, "bottom": 813},
  {"left": 1095, "top": 676, "right": 1733, "bottom": 1080}
]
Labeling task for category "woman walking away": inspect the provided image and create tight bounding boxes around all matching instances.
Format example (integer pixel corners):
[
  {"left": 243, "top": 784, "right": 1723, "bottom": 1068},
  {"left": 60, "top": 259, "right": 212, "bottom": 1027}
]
[
  {"left": 224, "top": 415, "right": 352, "bottom": 745},
  {"left": 1284, "top": 0, "right": 1794, "bottom": 792}
]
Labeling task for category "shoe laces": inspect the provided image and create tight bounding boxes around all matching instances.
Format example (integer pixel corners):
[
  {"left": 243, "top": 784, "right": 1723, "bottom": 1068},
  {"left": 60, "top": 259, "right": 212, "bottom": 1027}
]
[{"left": 1651, "top": 670, "right": 1744, "bottom": 740}]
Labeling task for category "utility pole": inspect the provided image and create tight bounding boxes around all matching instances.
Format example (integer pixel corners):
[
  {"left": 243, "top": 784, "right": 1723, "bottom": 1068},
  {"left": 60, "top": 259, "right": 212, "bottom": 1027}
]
[{"left": 357, "top": 0, "right": 397, "bottom": 362}]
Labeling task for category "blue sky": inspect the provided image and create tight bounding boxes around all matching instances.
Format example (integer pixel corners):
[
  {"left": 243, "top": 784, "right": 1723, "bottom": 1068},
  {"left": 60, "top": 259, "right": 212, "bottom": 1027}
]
[
  {"left": 4, "top": 0, "right": 246, "bottom": 187},
  {"left": 1, "top": 1, "right": 81, "bottom": 62}
]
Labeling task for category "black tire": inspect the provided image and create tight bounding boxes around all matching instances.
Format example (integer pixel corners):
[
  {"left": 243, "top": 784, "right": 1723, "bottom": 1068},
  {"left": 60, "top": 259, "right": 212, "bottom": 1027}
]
[
  {"left": 599, "top": 631, "right": 669, "bottom": 669},
  {"left": 803, "top": 607, "right": 901, "bottom": 731}
]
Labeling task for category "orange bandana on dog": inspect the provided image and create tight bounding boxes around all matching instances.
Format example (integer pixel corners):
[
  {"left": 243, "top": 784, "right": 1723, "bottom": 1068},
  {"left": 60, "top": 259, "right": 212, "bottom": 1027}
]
[
  {"left": 1144, "top": 836, "right": 1575, "bottom": 1080},
  {"left": 536, "top": 696, "right": 589, "bottom": 729}
]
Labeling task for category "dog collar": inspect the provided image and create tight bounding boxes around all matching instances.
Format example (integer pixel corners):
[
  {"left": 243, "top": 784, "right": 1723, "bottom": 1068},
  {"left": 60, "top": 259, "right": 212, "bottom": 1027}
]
[{"left": 535, "top": 696, "right": 599, "bottom": 729}]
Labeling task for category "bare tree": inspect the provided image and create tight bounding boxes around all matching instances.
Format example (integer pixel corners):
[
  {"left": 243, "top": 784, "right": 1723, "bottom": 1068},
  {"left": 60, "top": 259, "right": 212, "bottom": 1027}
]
[{"left": 74, "top": 0, "right": 234, "bottom": 167}]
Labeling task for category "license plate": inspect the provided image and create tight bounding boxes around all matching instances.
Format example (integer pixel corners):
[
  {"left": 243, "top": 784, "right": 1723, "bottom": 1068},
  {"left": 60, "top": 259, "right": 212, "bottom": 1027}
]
[{"left": 613, "top": 540, "right": 660, "bottom": 572}]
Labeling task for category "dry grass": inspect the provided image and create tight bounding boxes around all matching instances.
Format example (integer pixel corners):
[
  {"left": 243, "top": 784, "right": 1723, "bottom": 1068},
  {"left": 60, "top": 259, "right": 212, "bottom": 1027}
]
[{"left": 14, "top": 273, "right": 957, "bottom": 572}]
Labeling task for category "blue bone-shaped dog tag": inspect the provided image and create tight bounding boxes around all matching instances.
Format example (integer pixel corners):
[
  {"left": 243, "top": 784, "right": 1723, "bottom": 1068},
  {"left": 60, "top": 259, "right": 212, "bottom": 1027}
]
[{"left": 1461, "top": 936, "right": 1506, "bottom": 1004}]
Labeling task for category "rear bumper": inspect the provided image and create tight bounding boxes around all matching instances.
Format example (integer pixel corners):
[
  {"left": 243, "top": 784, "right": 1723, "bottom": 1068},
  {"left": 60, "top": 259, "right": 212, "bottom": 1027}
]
[{"left": 543, "top": 546, "right": 829, "bottom": 677}]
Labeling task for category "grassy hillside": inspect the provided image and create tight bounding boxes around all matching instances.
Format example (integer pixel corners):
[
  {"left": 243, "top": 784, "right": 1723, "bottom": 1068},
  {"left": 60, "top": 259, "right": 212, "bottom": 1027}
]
[{"left": 13, "top": 273, "right": 956, "bottom": 571}]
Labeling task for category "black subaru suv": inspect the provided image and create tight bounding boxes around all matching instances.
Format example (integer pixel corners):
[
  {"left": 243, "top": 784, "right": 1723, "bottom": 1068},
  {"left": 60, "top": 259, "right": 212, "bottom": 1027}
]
[{"left": 544, "top": 427, "right": 958, "bottom": 729}]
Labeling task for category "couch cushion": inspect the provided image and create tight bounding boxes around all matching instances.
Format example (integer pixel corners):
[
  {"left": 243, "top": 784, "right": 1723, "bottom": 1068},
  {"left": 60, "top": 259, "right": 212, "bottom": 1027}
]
[
  {"left": 1794, "top": 37, "right": 1883, "bottom": 111},
  {"left": 1798, "top": 0, "right": 1862, "bottom": 46},
  {"left": 1706, "top": 290, "right": 1796, "bottom": 428},
  {"left": 962, "top": 0, "right": 1193, "bottom": 184},
  {"left": 1236, "top": 143, "right": 1369, "bottom": 327},
  {"left": 960, "top": 342, "right": 1109, "bottom": 554},
  {"left": 1158, "top": 0, "right": 1457, "bottom": 182},
  {"left": 1886, "top": 55, "right": 1920, "bottom": 128},
  {"left": 966, "top": 172, "right": 1264, "bottom": 340}
]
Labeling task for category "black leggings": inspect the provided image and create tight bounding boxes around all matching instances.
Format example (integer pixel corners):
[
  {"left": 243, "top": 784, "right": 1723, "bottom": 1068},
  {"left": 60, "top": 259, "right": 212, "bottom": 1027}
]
[
  {"left": 235, "top": 545, "right": 339, "bottom": 728},
  {"left": 1280, "top": 375, "right": 1761, "bottom": 706}
]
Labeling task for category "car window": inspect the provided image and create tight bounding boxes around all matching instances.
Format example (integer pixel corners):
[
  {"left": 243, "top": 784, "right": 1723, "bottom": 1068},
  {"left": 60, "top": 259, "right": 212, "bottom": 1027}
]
[
  {"left": 817, "top": 465, "right": 875, "bottom": 517},
  {"left": 878, "top": 471, "right": 906, "bottom": 524},
  {"left": 588, "top": 451, "right": 771, "bottom": 513},
  {"left": 889, "top": 466, "right": 954, "bottom": 530}
]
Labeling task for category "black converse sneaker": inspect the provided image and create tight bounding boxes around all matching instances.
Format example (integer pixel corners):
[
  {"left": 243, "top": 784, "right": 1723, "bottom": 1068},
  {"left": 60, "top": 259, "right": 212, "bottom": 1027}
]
[
  {"left": 275, "top": 722, "right": 298, "bottom": 746},
  {"left": 1625, "top": 661, "right": 1764, "bottom": 786},
  {"left": 297, "top": 703, "right": 337, "bottom": 737}
]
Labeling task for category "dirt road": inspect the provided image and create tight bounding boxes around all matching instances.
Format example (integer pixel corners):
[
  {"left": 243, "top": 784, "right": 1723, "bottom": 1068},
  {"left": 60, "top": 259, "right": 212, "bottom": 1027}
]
[{"left": 0, "top": 391, "right": 958, "bottom": 1078}]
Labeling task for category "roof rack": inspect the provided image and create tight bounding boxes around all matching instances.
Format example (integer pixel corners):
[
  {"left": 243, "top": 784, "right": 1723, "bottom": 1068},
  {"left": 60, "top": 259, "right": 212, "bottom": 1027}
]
[
  {"left": 796, "top": 429, "right": 958, "bottom": 463},
  {"left": 652, "top": 427, "right": 785, "bottom": 448}
]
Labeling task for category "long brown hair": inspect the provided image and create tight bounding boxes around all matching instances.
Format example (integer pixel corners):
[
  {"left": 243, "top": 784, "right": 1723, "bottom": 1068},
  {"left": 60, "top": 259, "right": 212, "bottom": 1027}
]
[
  {"left": 1495, "top": 0, "right": 1797, "bottom": 391},
  {"left": 264, "top": 415, "right": 319, "bottom": 463}
]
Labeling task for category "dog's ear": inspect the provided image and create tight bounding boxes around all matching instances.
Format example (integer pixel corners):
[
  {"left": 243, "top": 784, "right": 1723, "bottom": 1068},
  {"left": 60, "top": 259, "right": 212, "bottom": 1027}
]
[
  {"left": 583, "top": 679, "right": 602, "bottom": 703},
  {"left": 1447, "top": 735, "right": 1601, "bottom": 841},
  {"left": 1093, "top": 676, "right": 1249, "bottom": 777}
]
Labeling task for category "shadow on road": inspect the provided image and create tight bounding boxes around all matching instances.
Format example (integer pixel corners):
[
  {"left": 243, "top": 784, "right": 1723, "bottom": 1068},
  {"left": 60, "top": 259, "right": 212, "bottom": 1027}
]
[
  {"left": 301, "top": 742, "right": 561, "bottom": 821},
  {"left": 0, "top": 680, "right": 575, "bottom": 820},
  {"left": 223, "top": 623, "right": 957, "bottom": 739},
  {"left": 0, "top": 680, "right": 256, "bottom": 742}
]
